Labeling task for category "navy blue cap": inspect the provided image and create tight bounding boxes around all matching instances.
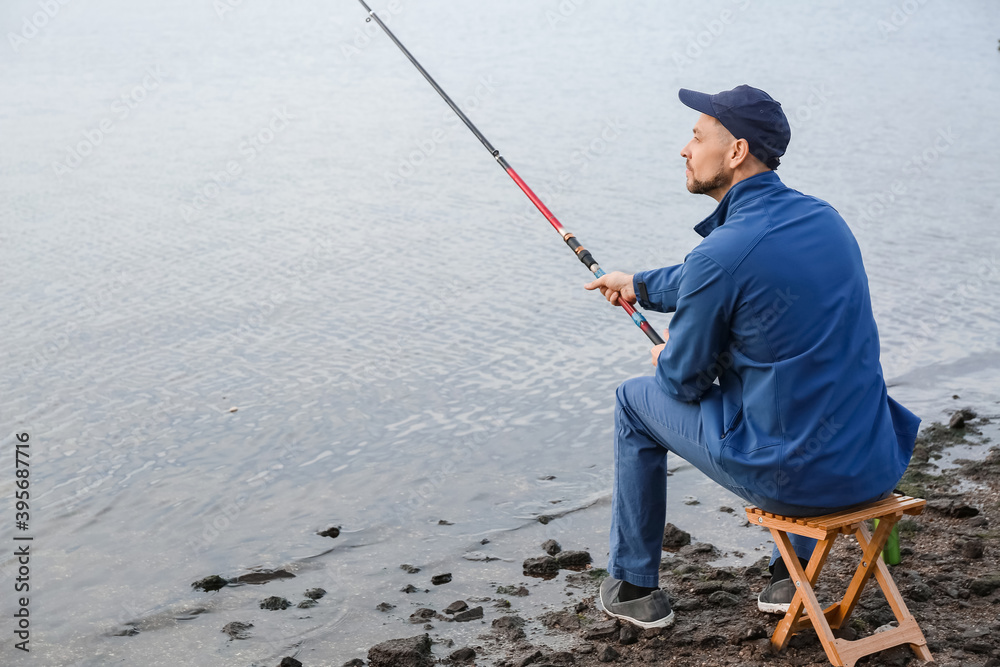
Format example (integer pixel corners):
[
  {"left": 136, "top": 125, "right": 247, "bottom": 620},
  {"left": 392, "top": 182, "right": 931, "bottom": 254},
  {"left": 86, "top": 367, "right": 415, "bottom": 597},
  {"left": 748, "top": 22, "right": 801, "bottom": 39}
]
[{"left": 678, "top": 85, "right": 790, "bottom": 169}]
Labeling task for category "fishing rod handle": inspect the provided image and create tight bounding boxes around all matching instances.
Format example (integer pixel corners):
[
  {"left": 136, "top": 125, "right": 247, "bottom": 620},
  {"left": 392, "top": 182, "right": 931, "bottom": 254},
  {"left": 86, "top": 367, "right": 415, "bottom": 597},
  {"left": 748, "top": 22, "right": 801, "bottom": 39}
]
[{"left": 590, "top": 267, "right": 664, "bottom": 346}]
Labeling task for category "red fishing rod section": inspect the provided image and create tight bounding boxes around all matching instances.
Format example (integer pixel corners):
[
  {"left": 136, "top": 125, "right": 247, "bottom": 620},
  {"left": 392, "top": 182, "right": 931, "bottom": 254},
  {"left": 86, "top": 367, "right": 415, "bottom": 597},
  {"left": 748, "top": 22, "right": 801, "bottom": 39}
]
[{"left": 357, "top": 0, "right": 664, "bottom": 346}]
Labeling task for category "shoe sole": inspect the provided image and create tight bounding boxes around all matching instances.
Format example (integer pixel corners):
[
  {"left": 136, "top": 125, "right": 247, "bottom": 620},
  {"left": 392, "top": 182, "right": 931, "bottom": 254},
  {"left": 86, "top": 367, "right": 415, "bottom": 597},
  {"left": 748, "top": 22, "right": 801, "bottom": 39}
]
[
  {"left": 597, "top": 590, "right": 676, "bottom": 629},
  {"left": 756, "top": 599, "right": 790, "bottom": 615}
]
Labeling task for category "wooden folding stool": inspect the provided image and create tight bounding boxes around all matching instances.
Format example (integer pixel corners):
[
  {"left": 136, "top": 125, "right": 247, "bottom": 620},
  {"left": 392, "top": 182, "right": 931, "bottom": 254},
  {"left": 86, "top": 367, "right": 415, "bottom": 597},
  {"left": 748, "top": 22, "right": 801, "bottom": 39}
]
[{"left": 745, "top": 494, "right": 933, "bottom": 666}]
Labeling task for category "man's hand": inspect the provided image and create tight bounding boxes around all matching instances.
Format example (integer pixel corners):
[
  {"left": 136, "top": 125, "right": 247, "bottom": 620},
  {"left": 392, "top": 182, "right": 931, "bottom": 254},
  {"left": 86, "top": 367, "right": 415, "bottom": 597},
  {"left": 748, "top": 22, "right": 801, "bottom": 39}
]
[
  {"left": 650, "top": 329, "right": 670, "bottom": 366},
  {"left": 584, "top": 271, "right": 636, "bottom": 306}
]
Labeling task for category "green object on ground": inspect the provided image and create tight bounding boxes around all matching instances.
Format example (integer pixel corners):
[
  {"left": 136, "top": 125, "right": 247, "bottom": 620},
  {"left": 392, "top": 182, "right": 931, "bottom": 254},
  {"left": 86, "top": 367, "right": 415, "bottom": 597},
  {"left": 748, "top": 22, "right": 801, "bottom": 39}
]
[{"left": 874, "top": 519, "right": 901, "bottom": 565}]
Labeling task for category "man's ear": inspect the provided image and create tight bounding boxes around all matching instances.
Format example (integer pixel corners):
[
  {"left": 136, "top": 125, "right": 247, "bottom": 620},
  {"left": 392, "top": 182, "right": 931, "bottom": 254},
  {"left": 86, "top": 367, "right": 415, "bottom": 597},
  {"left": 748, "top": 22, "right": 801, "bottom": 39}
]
[{"left": 730, "top": 138, "right": 751, "bottom": 167}]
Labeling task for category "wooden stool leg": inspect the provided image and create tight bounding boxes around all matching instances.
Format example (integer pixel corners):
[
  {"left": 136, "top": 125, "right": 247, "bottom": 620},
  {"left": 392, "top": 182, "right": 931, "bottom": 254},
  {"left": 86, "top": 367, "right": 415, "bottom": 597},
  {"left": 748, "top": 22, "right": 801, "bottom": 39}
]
[
  {"left": 827, "top": 515, "right": 899, "bottom": 629},
  {"left": 771, "top": 531, "right": 844, "bottom": 664},
  {"left": 771, "top": 532, "right": 835, "bottom": 650},
  {"left": 858, "top": 523, "right": 934, "bottom": 663}
]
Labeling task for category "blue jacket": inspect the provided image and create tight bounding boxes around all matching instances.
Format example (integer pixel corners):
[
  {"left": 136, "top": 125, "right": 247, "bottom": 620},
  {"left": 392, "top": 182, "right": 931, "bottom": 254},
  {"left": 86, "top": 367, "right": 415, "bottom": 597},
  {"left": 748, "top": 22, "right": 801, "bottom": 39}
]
[{"left": 633, "top": 171, "right": 919, "bottom": 507}]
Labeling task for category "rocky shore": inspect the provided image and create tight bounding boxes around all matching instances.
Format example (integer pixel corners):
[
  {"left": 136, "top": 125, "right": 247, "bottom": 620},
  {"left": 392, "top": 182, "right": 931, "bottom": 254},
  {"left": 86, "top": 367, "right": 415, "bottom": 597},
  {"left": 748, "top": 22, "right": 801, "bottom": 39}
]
[{"left": 194, "top": 410, "right": 1000, "bottom": 667}]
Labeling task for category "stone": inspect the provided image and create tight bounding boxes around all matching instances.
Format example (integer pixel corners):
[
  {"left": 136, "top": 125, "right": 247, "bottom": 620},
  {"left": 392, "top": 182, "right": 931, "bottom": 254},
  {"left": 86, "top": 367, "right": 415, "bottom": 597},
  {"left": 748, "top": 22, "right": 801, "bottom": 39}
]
[
  {"left": 221, "top": 621, "right": 253, "bottom": 640},
  {"left": 191, "top": 575, "right": 229, "bottom": 592},
  {"left": 496, "top": 585, "right": 530, "bottom": 597},
  {"left": 542, "top": 539, "right": 562, "bottom": 555},
  {"left": 596, "top": 644, "right": 619, "bottom": 662},
  {"left": 368, "top": 634, "right": 434, "bottom": 667},
  {"left": 541, "top": 610, "right": 580, "bottom": 629},
  {"left": 233, "top": 569, "right": 295, "bottom": 585},
  {"left": 948, "top": 408, "right": 977, "bottom": 429},
  {"left": 259, "top": 596, "right": 291, "bottom": 611},
  {"left": 961, "top": 538, "right": 985, "bottom": 559},
  {"left": 342, "top": 660, "right": 365, "bottom": 667},
  {"left": 376, "top": 602, "right": 395, "bottom": 612},
  {"left": 555, "top": 551, "right": 592, "bottom": 568},
  {"left": 318, "top": 526, "right": 341, "bottom": 538},
  {"left": 546, "top": 650, "right": 576, "bottom": 664},
  {"left": 708, "top": 590, "right": 740, "bottom": 607},
  {"left": 671, "top": 597, "right": 701, "bottom": 612},
  {"left": 662, "top": 523, "right": 692, "bottom": 550},
  {"left": 515, "top": 650, "right": 543, "bottom": 667},
  {"left": 679, "top": 542, "right": 718, "bottom": 558},
  {"left": 431, "top": 573, "right": 452, "bottom": 585},
  {"left": 444, "top": 600, "right": 468, "bottom": 614},
  {"left": 492, "top": 614, "right": 526, "bottom": 640},
  {"left": 400, "top": 564, "right": 421, "bottom": 574},
  {"left": 969, "top": 575, "right": 1000, "bottom": 597},
  {"left": 619, "top": 624, "right": 639, "bottom": 645},
  {"left": 523, "top": 556, "right": 559, "bottom": 576},
  {"left": 449, "top": 646, "right": 476, "bottom": 662},
  {"left": 297, "top": 599, "right": 318, "bottom": 609},
  {"left": 304, "top": 587, "right": 327, "bottom": 600},
  {"left": 453, "top": 606, "right": 484, "bottom": 622},
  {"left": 582, "top": 621, "right": 619, "bottom": 641},
  {"left": 279, "top": 658, "right": 302, "bottom": 667},
  {"left": 409, "top": 608, "right": 436, "bottom": 624}
]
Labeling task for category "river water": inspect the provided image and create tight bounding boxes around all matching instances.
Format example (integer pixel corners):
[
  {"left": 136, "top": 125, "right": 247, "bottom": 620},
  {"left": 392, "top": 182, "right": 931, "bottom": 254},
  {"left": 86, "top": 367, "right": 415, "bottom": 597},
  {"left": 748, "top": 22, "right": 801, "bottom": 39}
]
[{"left": 2, "top": 0, "right": 999, "bottom": 665}]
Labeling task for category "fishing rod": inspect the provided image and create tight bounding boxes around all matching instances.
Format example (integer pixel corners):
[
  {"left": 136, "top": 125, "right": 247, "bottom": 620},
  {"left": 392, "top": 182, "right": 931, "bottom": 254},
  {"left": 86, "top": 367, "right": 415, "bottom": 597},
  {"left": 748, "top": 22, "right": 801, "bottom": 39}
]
[{"left": 357, "top": 1, "right": 663, "bottom": 346}]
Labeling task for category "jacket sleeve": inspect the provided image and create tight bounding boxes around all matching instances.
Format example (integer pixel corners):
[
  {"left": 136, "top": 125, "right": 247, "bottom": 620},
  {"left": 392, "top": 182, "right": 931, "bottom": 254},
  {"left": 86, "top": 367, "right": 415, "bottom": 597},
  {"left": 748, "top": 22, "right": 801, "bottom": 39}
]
[
  {"left": 652, "top": 251, "right": 740, "bottom": 403},
  {"left": 633, "top": 265, "right": 685, "bottom": 313}
]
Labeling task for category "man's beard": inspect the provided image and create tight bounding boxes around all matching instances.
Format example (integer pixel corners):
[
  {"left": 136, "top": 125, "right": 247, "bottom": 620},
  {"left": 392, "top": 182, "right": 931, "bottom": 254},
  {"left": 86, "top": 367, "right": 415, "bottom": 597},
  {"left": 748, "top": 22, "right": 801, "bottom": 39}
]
[{"left": 687, "top": 167, "right": 730, "bottom": 195}]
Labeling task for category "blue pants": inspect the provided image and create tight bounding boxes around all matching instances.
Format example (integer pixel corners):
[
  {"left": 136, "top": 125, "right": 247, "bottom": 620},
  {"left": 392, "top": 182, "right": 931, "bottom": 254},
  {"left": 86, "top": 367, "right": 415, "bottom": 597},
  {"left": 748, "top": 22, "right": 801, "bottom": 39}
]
[{"left": 609, "top": 376, "right": 891, "bottom": 588}]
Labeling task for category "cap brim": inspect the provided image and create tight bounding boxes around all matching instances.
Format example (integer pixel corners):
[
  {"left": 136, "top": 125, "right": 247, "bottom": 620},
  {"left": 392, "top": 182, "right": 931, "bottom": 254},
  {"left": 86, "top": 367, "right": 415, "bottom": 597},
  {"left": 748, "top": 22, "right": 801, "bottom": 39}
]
[{"left": 678, "top": 88, "right": 716, "bottom": 117}]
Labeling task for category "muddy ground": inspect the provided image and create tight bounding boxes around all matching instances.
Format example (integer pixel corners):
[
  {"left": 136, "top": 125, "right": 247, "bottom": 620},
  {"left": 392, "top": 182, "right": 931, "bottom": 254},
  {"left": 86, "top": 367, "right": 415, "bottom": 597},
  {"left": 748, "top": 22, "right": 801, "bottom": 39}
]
[{"left": 360, "top": 412, "right": 1000, "bottom": 667}]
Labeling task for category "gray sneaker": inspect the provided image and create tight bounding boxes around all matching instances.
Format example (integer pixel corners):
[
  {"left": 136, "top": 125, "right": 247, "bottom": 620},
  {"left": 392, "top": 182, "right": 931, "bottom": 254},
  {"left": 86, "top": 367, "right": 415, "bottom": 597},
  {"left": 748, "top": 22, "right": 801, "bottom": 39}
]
[
  {"left": 757, "top": 577, "right": 796, "bottom": 614},
  {"left": 597, "top": 577, "right": 675, "bottom": 629}
]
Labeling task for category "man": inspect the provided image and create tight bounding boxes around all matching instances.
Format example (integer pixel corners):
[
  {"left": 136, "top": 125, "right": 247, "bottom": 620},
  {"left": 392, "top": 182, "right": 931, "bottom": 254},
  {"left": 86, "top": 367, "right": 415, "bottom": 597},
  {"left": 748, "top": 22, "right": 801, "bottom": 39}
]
[{"left": 584, "top": 85, "right": 920, "bottom": 628}]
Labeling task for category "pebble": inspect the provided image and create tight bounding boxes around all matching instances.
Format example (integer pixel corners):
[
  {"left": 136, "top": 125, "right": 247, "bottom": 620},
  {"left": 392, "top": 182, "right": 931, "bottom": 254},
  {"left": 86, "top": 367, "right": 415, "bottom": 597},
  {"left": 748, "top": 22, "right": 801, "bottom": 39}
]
[
  {"left": 948, "top": 408, "right": 977, "bottom": 429},
  {"left": 708, "top": 590, "right": 740, "bottom": 607},
  {"left": 596, "top": 644, "right": 619, "bottom": 662},
  {"left": 191, "top": 575, "right": 229, "bottom": 592},
  {"left": 233, "top": 569, "right": 295, "bottom": 584},
  {"left": 661, "top": 523, "right": 692, "bottom": 550},
  {"left": 431, "top": 573, "right": 452, "bottom": 585},
  {"left": 453, "top": 606, "right": 484, "bottom": 622},
  {"left": 582, "top": 621, "right": 618, "bottom": 641},
  {"left": 619, "top": 624, "right": 639, "bottom": 645},
  {"left": 523, "top": 556, "right": 559, "bottom": 576},
  {"left": 449, "top": 646, "right": 476, "bottom": 662},
  {"left": 221, "top": 621, "right": 253, "bottom": 640},
  {"left": 408, "top": 608, "right": 436, "bottom": 624},
  {"left": 444, "top": 600, "right": 468, "bottom": 614},
  {"left": 541, "top": 539, "right": 562, "bottom": 555},
  {"left": 554, "top": 550, "right": 592, "bottom": 568},
  {"left": 961, "top": 538, "right": 985, "bottom": 559},
  {"left": 259, "top": 596, "right": 291, "bottom": 611},
  {"left": 368, "top": 634, "right": 434, "bottom": 667}
]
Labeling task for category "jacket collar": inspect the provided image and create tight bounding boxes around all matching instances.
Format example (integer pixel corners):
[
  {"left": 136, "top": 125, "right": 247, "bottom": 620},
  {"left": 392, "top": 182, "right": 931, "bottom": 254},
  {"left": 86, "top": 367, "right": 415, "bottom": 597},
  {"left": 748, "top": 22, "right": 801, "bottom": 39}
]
[{"left": 693, "top": 170, "right": 785, "bottom": 238}]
